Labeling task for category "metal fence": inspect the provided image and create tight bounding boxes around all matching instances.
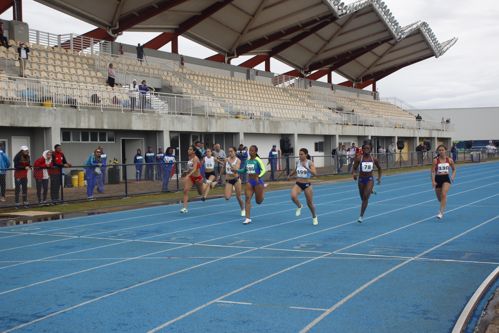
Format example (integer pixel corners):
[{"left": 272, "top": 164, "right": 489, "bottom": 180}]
[{"left": 0, "top": 150, "right": 497, "bottom": 210}]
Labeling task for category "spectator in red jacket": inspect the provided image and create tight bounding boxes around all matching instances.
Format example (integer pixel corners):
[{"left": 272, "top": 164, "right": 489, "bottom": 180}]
[
  {"left": 50, "top": 144, "right": 71, "bottom": 204},
  {"left": 13, "top": 146, "right": 31, "bottom": 208},
  {"left": 34, "top": 150, "right": 53, "bottom": 205}
]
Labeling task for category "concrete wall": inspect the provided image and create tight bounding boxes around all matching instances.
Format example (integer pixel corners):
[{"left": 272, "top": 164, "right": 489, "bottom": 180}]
[
  {"left": 298, "top": 135, "right": 326, "bottom": 167},
  {"left": 413, "top": 107, "right": 499, "bottom": 141}
]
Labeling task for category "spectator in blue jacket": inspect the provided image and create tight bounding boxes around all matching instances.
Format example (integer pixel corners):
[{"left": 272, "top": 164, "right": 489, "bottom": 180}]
[
  {"left": 85, "top": 148, "right": 103, "bottom": 200},
  {"left": 156, "top": 147, "right": 164, "bottom": 181},
  {"left": 144, "top": 146, "right": 155, "bottom": 180},
  {"left": 268, "top": 145, "right": 279, "bottom": 181},
  {"left": 134, "top": 148, "right": 144, "bottom": 181},
  {"left": 162, "top": 147, "right": 176, "bottom": 192},
  {"left": 0, "top": 147, "right": 10, "bottom": 202}
]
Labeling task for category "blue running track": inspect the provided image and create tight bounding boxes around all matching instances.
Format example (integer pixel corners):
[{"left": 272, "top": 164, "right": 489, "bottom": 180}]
[{"left": 0, "top": 162, "right": 498, "bottom": 332}]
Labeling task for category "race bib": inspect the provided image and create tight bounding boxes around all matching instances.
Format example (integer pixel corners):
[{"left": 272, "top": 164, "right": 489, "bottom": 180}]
[
  {"left": 361, "top": 162, "right": 374, "bottom": 173},
  {"left": 247, "top": 164, "right": 256, "bottom": 174},
  {"left": 437, "top": 163, "right": 449, "bottom": 174}
]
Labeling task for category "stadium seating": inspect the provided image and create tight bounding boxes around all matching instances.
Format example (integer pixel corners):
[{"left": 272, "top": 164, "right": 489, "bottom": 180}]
[{"left": 0, "top": 41, "right": 418, "bottom": 125}]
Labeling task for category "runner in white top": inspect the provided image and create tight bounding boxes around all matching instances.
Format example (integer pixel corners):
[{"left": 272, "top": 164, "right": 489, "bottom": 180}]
[
  {"left": 288, "top": 148, "right": 318, "bottom": 225},
  {"left": 202, "top": 148, "right": 217, "bottom": 201},
  {"left": 223, "top": 147, "right": 244, "bottom": 216},
  {"left": 431, "top": 144, "right": 456, "bottom": 219}
]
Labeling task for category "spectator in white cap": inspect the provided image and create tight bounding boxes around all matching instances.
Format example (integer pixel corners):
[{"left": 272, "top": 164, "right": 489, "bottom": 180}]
[
  {"left": 13, "top": 145, "right": 31, "bottom": 208},
  {"left": 129, "top": 79, "right": 138, "bottom": 111}
]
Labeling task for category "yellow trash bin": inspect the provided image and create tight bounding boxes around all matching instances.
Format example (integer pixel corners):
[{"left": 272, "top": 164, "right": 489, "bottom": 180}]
[
  {"left": 71, "top": 175, "right": 79, "bottom": 188},
  {"left": 78, "top": 171, "right": 85, "bottom": 187}
]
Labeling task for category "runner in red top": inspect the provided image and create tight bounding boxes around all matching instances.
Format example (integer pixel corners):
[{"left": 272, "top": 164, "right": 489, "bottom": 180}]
[
  {"left": 180, "top": 145, "right": 204, "bottom": 214},
  {"left": 431, "top": 144, "right": 456, "bottom": 220}
]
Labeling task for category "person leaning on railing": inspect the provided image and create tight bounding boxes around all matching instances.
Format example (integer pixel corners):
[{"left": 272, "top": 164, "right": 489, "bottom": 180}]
[
  {"left": 50, "top": 144, "right": 71, "bottom": 204},
  {"left": 33, "top": 150, "right": 53, "bottom": 205}
]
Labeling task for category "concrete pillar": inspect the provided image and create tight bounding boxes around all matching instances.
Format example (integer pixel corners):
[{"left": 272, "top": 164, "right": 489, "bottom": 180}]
[
  {"left": 237, "top": 132, "right": 245, "bottom": 146},
  {"left": 292, "top": 133, "right": 298, "bottom": 156},
  {"left": 432, "top": 137, "right": 438, "bottom": 153},
  {"left": 157, "top": 130, "right": 170, "bottom": 150},
  {"left": 45, "top": 126, "right": 61, "bottom": 150}
]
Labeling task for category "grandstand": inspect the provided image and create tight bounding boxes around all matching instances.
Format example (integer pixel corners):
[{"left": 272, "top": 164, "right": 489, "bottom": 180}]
[{"left": 0, "top": 0, "right": 455, "bottom": 171}]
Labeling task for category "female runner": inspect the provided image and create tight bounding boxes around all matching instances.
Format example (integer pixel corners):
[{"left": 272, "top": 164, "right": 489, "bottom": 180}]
[
  {"left": 223, "top": 147, "right": 245, "bottom": 216},
  {"left": 288, "top": 148, "right": 318, "bottom": 225},
  {"left": 238, "top": 145, "right": 266, "bottom": 224},
  {"left": 431, "top": 144, "right": 456, "bottom": 219},
  {"left": 201, "top": 148, "right": 217, "bottom": 200},
  {"left": 352, "top": 143, "right": 382, "bottom": 223},
  {"left": 180, "top": 145, "right": 204, "bottom": 213}
]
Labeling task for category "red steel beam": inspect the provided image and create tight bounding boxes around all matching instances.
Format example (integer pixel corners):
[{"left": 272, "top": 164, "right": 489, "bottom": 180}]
[
  {"left": 239, "top": 54, "right": 268, "bottom": 68},
  {"left": 0, "top": 0, "right": 13, "bottom": 15},
  {"left": 306, "top": 68, "right": 330, "bottom": 81},
  {"left": 144, "top": 0, "right": 234, "bottom": 49},
  {"left": 339, "top": 81, "right": 353, "bottom": 87},
  {"left": 234, "top": 13, "right": 335, "bottom": 56},
  {"left": 205, "top": 54, "right": 226, "bottom": 62}
]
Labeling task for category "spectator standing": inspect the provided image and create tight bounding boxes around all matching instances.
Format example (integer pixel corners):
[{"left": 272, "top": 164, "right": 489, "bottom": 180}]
[
  {"left": 144, "top": 146, "right": 155, "bottom": 180},
  {"left": 0, "top": 22, "right": 9, "bottom": 48},
  {"left": 156, "top": 147, "right": 164, "bottom": 181},
  {"left": 85, "top": 148, "right": 103, "bottom": 200},
  {"left": 133, "top": 148, "right": 144, "bottom": 181},
  {"left": 107, "top": 63, "right": 115, "bottom": 88},
  {"left": 0, "top": 147, "right": 10, "bottom": 202},
  {"left": 138, "top": 80, "right": 149, "bottom": 111},
  {"left": 129, "top": 79, "right": 138, "bottom": 111},
  {"left": 268, "top": 145, "right": 279, "bottom": 181},
  {"left": 136, "top": 43, "right": 144, "bottom": 63},
  {"left": 213, "top": 143, "right": 226, "bottom": 184},
  {"left": 33, "top": 150, "right": 52, "bottom": 205},
  {"left": 236, "top": 144, "right": 248, "bottom": 184},
  {"left": 338, "top": 144, "right": 347, "bottom": 173},
  {"left": 162, "top": 147, "right": 176, "bottom": 192},
  {"left": 17, "top": 42, "right": 30, "bottom": 77},
  {"left": 416, "top": 142, "right": 426, "bottom": 165},
  {"left": 347, "top": 143, "right": 357, "bottom": 172},
  {"left": 50, "top": 144, "right": 71, "bottom": 204},
  {"left": 451, "top": 144, "right": 458, "bottom": 162},
  {"left": 387, "top": 142, "right": 396, "bottom": 166},
  {"left": 13, "top": 146, "right": 31, "bottom": 208}
]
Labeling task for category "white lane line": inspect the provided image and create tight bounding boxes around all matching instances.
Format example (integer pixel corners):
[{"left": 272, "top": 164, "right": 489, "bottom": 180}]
[
  {"left": 4, "top": 162, "right": 494, "bottom": 232},
  {"left": 146, "top": 193, "right": 499, "bottom": 332},
  {"left": 289, "top": 306, "right": 328, "bottom": 312},
  {"left": 215, "top": 300, "right": 253, "bottom": 306},
  {"left": 2, "top": 175, "right": 497, "bottom": 331},
  {"left": 0, "top": 179, "right": 495, "bottom": 301},
  {"left": 337, "top": 252, "right": 499, "bottom": 266},
  {"left": 299, "top": 214, "right": 499, "bottom": 333}
]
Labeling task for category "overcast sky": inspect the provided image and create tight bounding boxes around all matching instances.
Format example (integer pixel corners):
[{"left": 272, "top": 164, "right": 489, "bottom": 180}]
[{"left": 2, "top": 0, "right": 498, "bottom": 109}]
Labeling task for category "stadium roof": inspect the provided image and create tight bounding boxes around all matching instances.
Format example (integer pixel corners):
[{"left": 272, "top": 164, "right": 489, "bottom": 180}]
[{"left": 34, "top": 0, "right": 456, "bottom": 82}]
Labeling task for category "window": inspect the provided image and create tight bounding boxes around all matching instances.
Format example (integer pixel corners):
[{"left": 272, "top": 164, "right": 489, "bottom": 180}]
[
  {"left": 72, "top": 131, "right": 81, "bottom": 142},
  {"left": 62, "top": 131, "right": 71, "bottom": 142},
  {"left": 314, "top": 142, "right": 324, "bottom": 152},
  {"left": 61, "top": 130, "right": 116, "bottom": 143}
]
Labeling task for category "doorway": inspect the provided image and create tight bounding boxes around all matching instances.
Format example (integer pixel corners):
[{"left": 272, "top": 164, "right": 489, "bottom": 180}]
[{"left": 121, "top": 138, "right": 144, "bottom": 181}]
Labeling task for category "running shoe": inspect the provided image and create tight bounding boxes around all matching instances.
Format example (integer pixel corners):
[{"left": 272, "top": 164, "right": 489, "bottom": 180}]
[
  {"left": 295, "top": 205, "right": 302, "bottom": 217},
  {"left": 436, "top": 212, "right": 443, "bottom": 219},
  {"left": 312, "top": 217, "right": 319, "bottom": 226},
  {"left": 243, "top": 218, "right": 252, "bottom": 225},
  {"left": 201, "top": 196, "right": 206, "bottom": 202},
  {"left": 241, "top": 210, "right": 245, "bottom": 217},
  {"left": 357, "top": 216, "right": 363, "bottom": 223},
  {"left": 180, "top": 208, "right": 188, "bottom": 214}
]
